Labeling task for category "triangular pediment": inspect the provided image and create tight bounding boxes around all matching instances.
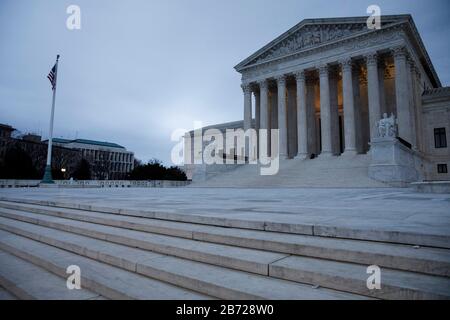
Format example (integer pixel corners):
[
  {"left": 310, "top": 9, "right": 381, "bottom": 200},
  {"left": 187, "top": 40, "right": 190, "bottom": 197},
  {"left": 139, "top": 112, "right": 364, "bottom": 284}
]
[{"left": 235, "top": 16, "right": 409, "bottom": 70}]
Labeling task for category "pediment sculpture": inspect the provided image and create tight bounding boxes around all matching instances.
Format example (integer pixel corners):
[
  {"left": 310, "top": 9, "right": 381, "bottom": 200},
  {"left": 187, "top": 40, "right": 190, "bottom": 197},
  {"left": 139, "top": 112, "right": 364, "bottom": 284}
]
[{"left": 250, "top": 23, "right": 366, "bottom": 65}]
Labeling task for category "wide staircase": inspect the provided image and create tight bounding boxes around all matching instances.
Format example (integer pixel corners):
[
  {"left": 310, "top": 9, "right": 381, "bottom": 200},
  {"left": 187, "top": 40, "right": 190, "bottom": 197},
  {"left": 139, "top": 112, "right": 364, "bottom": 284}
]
[
  {"left": 0, "top": 198, "right": 449, "bottom": 300},
  {"left": 191, "top": 154, "right": 389, "bottom": 188}
]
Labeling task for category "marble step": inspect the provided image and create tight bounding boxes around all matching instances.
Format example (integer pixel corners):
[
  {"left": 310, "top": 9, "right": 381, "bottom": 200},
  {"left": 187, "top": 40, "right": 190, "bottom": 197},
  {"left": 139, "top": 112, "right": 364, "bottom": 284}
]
[
  {"left": 269, "top": 255, "right": 450, "bottom": 300},
  {"left": 0, "top": 202, "right": 449, "bottom": 277},
  {"left": 0, "top": 228, "right": 365, "bottom": 300},
  {"left": 0, "top": 210, "right": 288, "bottom": 275},
  {"left": 0, "top": 286, "right": 16, "bottom": 300},
  {"left": 193, "top": 156, "right": 388, "bottom": 188},
  {"left": 2, "top": 218, "right": 448, "bottom": 300},
  {"left": 0, "top": 230, "right": 211, "bottom": 300},
  {"left": 0, "top": 250, "right": 103, "bottom": 300},
  {"left": 1, "top": 198, "right": 448, "bottom": 249}
]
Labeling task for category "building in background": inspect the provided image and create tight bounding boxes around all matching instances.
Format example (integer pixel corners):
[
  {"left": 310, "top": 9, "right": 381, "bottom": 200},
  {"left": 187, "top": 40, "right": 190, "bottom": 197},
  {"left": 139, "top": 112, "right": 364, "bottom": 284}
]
[
  {"left": 50, "top": 138, "right": 135, "bottom": 180},
  {"left": 0, "top": 124, "right": 14, "bottom": 139},
  {"left": 0, "top": 125, "right": 81, "bottom": 179},
  {"left": 0, "top": 123, "right": 134, "bottom": 180}
]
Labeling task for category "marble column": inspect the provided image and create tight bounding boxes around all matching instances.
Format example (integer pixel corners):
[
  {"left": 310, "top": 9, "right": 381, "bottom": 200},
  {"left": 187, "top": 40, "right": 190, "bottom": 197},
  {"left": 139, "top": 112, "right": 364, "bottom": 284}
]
[
  {"left": 242, "top": 83, "right": 252, "bottom": 161},
  {"left": 319, "top": 64, "right": 332, "bottom": 156},
  {"left": 366, "top": 53, "right": 382, "bottom": 140},
  {"left": 276, "top": 75, "right": 288, "bottom": 158},
  {"left": 295, "top": 71, "right": 308, "bottom": 159},
  {"left": 412, "top": 64, "right": 423, "bottom": 151},
  {"left": 393, "top": 46, "right": 413, "bottom": 144},
  {"left": 306, "top": 78, "right": 317, "bottom": 155},
  {"left": 242, "top": 83, "right": 252, "bottom": 131},
  {"left": 254, "top": 90, "right": 261, "bottom": 158},
  {"left": 378, "top": 58, "right": 387, "bottom": 115},
  {"left": 355, "top": 65, "right": 369, "bottom": 153},
  {"left": 329, "top": 70, "right": 340, "bottom": 155},
  {"left": 254, "top": 91, "right": 261, "bottom": 132},
  {"left": 258, "top": 80, "right": 269, "bottom": 156},
  {"left": 407, "top": 57, "right": 418, "bottom": 149},
  {"left": 287, "top": 84, "right": 298, "bottom": 157},
  {"left": 341, "top": 58, "right": 357, "bottom": 155}
]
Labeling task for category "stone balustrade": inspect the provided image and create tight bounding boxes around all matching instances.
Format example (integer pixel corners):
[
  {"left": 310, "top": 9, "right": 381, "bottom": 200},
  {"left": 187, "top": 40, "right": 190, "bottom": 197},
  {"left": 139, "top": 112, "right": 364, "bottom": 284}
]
[{"left": 0, "top": 180, "right": 190, "bottom": 188}]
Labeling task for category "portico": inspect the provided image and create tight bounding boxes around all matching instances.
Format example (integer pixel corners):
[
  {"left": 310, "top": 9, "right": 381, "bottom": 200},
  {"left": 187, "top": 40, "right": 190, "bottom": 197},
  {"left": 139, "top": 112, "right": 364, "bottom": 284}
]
[
  {"left": 241, "top": 49, "right": 416, "bottom": 159},
  {"left": 185, "top": 15, "right": 449, "bottom": 185},
  {"left": 237, "top": 16, "right": 440, "bottom": 161}
]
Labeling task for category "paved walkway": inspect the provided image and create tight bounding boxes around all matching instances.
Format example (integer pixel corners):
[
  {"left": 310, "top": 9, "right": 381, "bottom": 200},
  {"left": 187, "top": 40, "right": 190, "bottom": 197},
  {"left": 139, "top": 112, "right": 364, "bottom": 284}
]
[{"left": 1, "top": 187, "right": 449, "bottom": 239}]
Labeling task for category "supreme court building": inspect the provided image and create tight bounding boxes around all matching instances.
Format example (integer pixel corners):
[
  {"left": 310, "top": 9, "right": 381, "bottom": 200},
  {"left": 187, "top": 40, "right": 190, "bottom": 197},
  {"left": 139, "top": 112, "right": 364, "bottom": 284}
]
[{"left": 185, "top": 15, "right": 450, "bottom": 186}]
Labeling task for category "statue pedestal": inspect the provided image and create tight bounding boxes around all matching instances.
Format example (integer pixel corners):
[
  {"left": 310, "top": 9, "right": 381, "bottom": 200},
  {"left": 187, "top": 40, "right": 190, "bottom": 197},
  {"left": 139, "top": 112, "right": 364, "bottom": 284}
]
[{"left": 369, "top": 137, "right": 419, "bottom": 187}]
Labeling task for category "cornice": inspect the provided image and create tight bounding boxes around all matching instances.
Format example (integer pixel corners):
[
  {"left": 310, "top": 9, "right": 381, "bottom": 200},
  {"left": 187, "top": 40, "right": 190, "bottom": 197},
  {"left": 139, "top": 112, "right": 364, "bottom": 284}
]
[
  {"left": 239, "top": 22, "right": 404, "bottom": 75},
  {"left": 236, "top": 16, "right": 441, "bottom": 88},
  {"left": 235, "top": 15, "right": 411, "bottom": 71},
  {"left": 242, "top": 35, "right": 403, "bottom": 88}
]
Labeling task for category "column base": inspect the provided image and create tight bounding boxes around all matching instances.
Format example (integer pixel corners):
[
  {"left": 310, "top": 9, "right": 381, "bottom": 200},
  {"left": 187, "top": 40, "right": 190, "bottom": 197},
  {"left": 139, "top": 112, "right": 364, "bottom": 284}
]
[
  {"left": 295, "top": 153, "right": 310, "bottom": 160},
  {"left": 318, "top": 151, "right": 334, "bottom": 159},
  {"left": 279, "top": 153, "right": 289, "bottom": 160},
  {"left": 341, "top": 150, "right": 358, "bottom": 157}
]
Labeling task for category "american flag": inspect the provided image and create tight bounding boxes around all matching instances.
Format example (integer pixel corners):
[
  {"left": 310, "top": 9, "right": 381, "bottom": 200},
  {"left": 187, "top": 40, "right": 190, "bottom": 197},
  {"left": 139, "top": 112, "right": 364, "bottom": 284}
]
[{"left": 47, "top": 63, "right": 57, "bottom": 90}]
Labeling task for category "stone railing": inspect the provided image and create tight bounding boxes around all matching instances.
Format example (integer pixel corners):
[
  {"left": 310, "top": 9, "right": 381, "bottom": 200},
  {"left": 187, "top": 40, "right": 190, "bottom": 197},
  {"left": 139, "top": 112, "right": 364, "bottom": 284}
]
[
  {"left": 0, "top": 179, "right": 190, "bottom": 188},
  {"left": 0, "top": 180, "right": 40, "bottom": 188},
  {"left": 410, "top": 181, "right": 450, "bottom": 194}
]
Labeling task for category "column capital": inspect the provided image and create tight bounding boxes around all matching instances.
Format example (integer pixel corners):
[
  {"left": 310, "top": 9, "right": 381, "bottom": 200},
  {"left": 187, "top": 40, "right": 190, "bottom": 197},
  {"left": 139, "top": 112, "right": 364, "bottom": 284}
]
[
  {"left": 414, "top": 65, "right": 422, "bottom": 79},
  {"left": 241, "top": 83, "right": 252, "bottom": 94},
  {"left": 365, "top": 52, "right": 379, "bottom": 67},
  {"left": 318, "top": 64, "right": 329, "bottom": 76},
  {"left": 305, "top": 76, "right": 317, "bottom": 86},
  {"left": 257, "top": 79, "right": 269, "bottom": 91},
  {"left": 339, "top": 58, "right": 353, "bottom": 72},
  {"left": 408, "top": 59, "right": 421, "bottom": 79},
  {"left": 275, "top": 75, "right": 287, "bottom": 86},
  {"left": 294, "top": 70, "right": 306, "bottom": 82},
  {"left": 328, "top": 68, "right": 340, "bottom": 81},
  {"left": 407, "top": 56, "right": 416, "bottom": 68},
  {"left": 392, "top": 46, "right": 407, "bottom": 59}
]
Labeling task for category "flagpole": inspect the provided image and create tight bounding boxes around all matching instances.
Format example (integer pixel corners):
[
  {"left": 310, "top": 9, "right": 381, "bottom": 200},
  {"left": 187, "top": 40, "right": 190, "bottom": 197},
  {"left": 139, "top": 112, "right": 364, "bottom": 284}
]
[{"left": 41, "top": 54, "right": 60, "bottom": 184}]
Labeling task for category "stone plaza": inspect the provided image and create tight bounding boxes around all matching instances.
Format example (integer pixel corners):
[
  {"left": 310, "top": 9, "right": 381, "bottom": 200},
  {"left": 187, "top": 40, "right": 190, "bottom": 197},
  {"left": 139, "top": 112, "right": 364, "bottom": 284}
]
[{"left": 0, "top": 186, "right": 449, "bottom": 300}]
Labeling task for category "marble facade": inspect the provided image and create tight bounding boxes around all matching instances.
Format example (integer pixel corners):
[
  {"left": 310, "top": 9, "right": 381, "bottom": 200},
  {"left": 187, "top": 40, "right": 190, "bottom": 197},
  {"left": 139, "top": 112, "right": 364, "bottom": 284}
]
[{"left": 185, "top": 15, "right": 450, "bottom": 184}]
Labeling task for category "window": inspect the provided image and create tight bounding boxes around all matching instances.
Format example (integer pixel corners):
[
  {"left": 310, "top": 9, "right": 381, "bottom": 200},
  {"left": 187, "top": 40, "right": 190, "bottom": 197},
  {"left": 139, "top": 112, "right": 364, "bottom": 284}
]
[
  {"left": 438, "top": 164, "right": 448, "bottom": 174},
  {"left": 434, "top": 128, "right": 447, "bottom": 148}
]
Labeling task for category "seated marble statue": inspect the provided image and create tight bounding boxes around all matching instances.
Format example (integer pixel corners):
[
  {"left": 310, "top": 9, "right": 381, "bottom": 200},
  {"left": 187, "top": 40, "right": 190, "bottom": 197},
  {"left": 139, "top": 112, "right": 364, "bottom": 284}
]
[{"left": 377, "top": 113, "right": 397, "bottom": 138}]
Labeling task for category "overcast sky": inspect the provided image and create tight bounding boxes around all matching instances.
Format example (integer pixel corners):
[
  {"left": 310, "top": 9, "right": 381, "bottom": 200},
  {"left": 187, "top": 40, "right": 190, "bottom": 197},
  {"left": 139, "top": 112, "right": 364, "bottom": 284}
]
[{"left": 1, "top": 0, "right": 449, "bottom": 165}]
